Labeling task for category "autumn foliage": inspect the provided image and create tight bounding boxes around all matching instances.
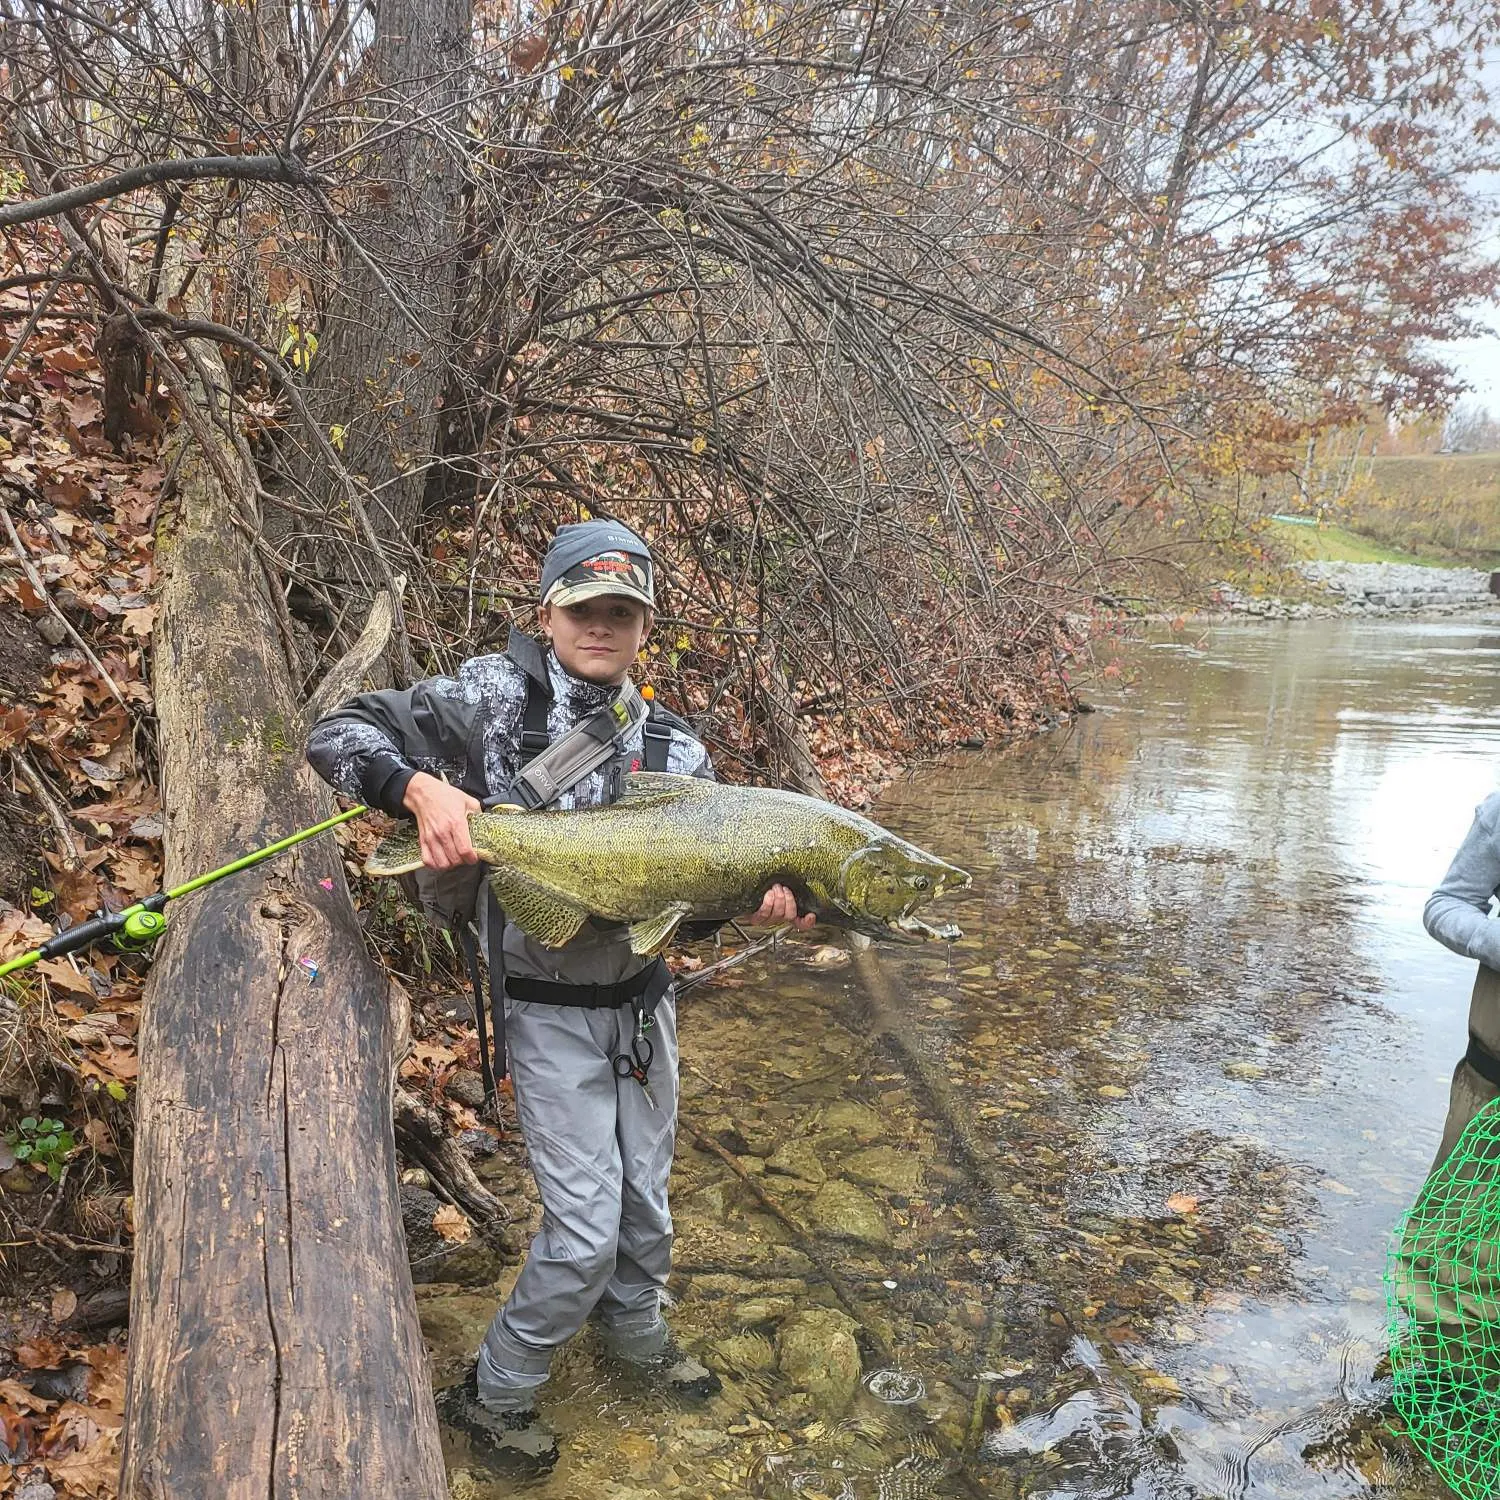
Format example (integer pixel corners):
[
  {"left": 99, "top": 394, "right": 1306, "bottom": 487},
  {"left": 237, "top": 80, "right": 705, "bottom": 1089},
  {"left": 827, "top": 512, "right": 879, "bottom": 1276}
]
[{"left": 2, "top": 1, "right": 1500, "bottom": 1489}]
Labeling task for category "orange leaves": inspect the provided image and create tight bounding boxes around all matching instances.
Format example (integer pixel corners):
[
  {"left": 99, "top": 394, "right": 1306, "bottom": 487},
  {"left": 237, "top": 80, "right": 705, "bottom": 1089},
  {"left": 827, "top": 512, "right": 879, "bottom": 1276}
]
[
  {"left": 2, "top": 1322, "right": 127, "bottom": 1493},
  {"left": 102, "top": 847, "right": 159, "bottom": 904},
  {"left": 12, "top": 1337, "right": 69, "bottom": 1371},
  {"left": 40, "top": 344, "right": 90, "bottom": 376},
  {"left": 432, "top": 1204, "right": 472, "bottom": 1243},
  {"left": 44, "top": 1428, "right": 123, "bottom": 1498}
]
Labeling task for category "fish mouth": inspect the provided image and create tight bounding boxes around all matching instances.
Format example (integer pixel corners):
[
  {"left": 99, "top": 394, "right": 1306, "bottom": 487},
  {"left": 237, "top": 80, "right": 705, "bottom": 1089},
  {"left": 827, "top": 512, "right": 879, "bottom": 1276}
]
[{"left": 889, "top": 913, "right": 962, "bottom": 942}]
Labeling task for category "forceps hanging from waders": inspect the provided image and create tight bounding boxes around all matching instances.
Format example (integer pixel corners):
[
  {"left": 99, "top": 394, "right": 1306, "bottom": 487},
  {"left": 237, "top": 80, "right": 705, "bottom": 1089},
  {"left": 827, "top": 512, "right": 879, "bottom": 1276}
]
[{"left": 419, "top": 630, "right": 676, "bottom": 1113}]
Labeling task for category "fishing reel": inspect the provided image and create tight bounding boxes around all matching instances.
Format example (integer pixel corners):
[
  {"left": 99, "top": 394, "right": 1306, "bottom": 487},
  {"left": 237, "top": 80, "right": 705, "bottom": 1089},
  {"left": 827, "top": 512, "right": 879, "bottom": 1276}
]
[
  {"left": 30, "top": 895, "right": 170, "bottom": 965},
  {"left": 114, "top": 908, "right": 168, "bottom": 951}
]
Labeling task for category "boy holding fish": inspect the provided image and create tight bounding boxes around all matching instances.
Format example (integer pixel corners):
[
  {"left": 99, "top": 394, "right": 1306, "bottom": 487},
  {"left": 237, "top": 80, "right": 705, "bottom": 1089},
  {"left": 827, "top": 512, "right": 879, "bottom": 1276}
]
[{"left": 307, "top": 519, "right": 812, "bottom": 1471}]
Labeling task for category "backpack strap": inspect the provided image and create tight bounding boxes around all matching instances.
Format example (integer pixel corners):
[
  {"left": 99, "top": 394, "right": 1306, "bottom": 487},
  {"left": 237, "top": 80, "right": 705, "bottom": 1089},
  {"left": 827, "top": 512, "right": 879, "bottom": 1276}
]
[
  {"left": 642, "top": 709, "right": 674, "bottom": 772},
  {"left": 519, "top": 673, "right": 551, "bottom": 767},
  {"left": 508, "top": 628, "right": 554, "bottom": 767}
]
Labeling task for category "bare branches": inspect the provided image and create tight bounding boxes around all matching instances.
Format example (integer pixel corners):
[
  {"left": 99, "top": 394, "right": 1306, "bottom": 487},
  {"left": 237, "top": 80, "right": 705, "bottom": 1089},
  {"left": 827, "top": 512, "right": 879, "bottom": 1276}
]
[
  {"left": 2, "top": 0, "right": 1496, "bottom": 771},
  {"left": 0, "top": 155, "right": 320, "bottom": 229}
]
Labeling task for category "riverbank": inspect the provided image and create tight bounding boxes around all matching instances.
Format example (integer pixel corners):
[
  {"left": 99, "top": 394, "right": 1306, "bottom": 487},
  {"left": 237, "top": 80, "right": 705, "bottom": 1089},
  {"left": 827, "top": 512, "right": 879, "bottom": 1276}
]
[{"left": 1208, "top": 560, "right": 1499, "bottom": 621}]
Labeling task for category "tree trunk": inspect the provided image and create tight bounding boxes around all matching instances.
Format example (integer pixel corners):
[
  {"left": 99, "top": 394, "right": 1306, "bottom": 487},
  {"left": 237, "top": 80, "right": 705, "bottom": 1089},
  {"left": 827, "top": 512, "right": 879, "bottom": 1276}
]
[
  {"left": 759, "top": 627, "right": 829, "bottom": 798},
  {"left": 294, "top": 0, "right": 472, "bottom": 544},
  {"left": 120, "top": 344, "right": 446, "bottom": 1497}
]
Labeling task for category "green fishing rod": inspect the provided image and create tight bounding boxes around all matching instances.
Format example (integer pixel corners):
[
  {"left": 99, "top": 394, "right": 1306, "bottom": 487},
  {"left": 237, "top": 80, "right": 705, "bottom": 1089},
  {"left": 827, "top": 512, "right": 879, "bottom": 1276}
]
[{"left": 0, "top": 805, "right": 368, "bottom": 980}]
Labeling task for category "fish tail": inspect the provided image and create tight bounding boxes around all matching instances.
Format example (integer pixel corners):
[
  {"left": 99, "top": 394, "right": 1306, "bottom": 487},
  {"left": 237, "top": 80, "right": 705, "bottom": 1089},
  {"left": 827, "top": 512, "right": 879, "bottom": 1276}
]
[{"left": 366, "top": 828, "right": 425, "bottom": 877}]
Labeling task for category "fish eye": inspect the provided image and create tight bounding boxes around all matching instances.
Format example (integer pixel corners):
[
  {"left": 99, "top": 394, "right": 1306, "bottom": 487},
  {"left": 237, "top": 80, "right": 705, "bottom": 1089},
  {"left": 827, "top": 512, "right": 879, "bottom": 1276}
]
[{"left": 911, "top": 876, "right": 930, "bottom": 891}]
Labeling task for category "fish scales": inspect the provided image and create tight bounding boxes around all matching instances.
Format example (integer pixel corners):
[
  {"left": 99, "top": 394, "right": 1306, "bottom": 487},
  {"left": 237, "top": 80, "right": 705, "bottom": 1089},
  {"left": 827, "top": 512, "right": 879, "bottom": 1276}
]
[{"left": 367, "top": 772, "right": 969, "bottom": 954}]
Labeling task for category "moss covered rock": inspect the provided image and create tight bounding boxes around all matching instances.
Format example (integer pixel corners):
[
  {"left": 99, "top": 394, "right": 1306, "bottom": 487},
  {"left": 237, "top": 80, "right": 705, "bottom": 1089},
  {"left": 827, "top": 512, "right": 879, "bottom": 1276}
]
[
  {"left": 775, "top": 1307, "right": 862, "bottom": 1415},
  {"left": 808, "top": 1180, "right": 892, "bottom": 1247},
  {"left": 844, "top": 1145, "right": 923, "bottom": 1196}
]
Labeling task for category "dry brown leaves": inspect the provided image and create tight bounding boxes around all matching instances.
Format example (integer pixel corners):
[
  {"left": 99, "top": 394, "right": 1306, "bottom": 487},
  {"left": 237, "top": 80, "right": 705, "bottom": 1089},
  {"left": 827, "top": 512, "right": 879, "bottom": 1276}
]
[
  {"left": 0, "top": 1339, "right": 125, "bottom": 1497},
  {"left": 431, "top": 1204, "right": 472, "bottom": 1244},
  {"left": 1, "top": 238, "right": 165, "bottom": 1127}
]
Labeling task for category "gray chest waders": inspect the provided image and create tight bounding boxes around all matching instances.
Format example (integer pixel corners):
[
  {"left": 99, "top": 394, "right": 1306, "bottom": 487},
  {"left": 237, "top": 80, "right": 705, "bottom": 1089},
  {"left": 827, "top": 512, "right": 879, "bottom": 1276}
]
[{"left": 446, "top": 631, "right": 676, "bottom": 1110}]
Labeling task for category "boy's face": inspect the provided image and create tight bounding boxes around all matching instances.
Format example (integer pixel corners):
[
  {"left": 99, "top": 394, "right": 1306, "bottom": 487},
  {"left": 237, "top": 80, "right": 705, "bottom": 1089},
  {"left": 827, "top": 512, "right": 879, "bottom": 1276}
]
[{"left": 541, "top": 595, "right": 651, "bottom": 685}]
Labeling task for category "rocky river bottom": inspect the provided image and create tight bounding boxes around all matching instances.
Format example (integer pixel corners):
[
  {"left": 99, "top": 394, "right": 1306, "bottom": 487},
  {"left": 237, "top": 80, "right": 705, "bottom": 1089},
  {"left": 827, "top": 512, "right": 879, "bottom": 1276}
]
[{"left": 417, "top": 616, "right": 1500, "bottom": 1500}]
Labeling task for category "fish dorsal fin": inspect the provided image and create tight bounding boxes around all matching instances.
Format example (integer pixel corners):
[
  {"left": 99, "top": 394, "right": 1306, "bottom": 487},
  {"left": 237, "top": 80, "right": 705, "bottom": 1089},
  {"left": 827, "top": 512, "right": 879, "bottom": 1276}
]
[
  {"left": 628, "top": 900, "right": 694, "bottom": 956},
  {"left": 487, "top": 867, "right": 589, "bottom": 949},
  {"left": 617, "top": 772, "right": 702, "bottom": 807}
]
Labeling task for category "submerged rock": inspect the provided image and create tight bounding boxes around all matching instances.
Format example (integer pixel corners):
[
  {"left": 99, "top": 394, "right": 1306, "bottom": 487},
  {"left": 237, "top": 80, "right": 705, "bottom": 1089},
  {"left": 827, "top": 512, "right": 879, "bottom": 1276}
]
[
  {"left": 716, "top": 1332, "right": 778, "bottom": 1374},
  {"left": 733, "top": 1295, "right": 797, "bottom": 1326},
  {"left": 776, "top": 1307, "right": 862, "bottom": 1414},
  {"left": 767, "top": 1138, "right": 827, "bottom": 1184},
  {"left": 818, "top": 1100, "right": 884, "bottom": 1142},
  {"left": 808, "top": 1180, "right": 892, "bottom": 1246},
  {"left": 844, "top": 1145, "right": 923, "bottom": 1196},
  {"left": 689, "top": 1181, "right": 732, "bottom": 1221}
]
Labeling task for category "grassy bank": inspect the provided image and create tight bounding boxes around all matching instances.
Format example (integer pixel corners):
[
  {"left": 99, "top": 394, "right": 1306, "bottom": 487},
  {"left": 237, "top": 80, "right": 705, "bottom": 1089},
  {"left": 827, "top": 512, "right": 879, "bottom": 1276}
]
[{"left": 1265, "top": 519, "right": 1431, "bottom": 566}]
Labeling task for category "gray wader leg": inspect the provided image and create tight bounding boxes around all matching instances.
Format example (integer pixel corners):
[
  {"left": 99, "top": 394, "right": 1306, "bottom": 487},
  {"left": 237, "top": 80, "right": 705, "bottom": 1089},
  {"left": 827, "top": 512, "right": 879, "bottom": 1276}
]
[
  {"left": 1430, "top": 964, "right": 1500, "bottom": 1175},
  {"left": 598, "top": 992, "right": 679, "bottom": 1361},
  {"left": 477, "top": 992, "right": 678, "bottom": 1409}
]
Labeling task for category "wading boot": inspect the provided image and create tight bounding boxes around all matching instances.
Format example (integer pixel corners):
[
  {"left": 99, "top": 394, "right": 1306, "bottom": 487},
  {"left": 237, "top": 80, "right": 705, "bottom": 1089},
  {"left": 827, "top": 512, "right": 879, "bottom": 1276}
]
[
  {"left": 610, "top": 1337, "right": 722, "bottom": 1400},
  {"left": 659, "top": 1343, "right": 722, "bottom": 1400},
  {"left": 435, "top": 1366, "right": 559, "bottom": 1476}
]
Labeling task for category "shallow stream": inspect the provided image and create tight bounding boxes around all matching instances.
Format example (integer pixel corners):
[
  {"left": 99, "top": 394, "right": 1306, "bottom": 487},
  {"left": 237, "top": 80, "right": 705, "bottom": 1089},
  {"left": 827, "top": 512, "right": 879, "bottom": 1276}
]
[{"left": 429, "top": 616, "right": 1500, "bottom": 1499}]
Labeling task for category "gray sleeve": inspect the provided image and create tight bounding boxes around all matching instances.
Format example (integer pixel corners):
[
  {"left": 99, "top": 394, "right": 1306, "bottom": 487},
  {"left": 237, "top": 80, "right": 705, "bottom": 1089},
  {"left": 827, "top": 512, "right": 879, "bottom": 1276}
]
[
  {"left": 306, "top": 666, "right": 489, "bottom": 815},
  {"left": 1424, "top": 794, "right": 1500, "bottom": 970},
  {"left": 669, "top": 734, "right": 714, "bottom": 781}
]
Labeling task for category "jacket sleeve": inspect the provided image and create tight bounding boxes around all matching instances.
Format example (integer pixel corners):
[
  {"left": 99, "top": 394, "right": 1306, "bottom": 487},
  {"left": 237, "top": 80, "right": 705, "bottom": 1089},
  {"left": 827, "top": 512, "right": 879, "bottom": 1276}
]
[
  {"left": 306, "top": 659, "right": 514, "bottom": 815},
  {"left": 1425, "top": 793, "right": 1500, "bottom": 971}
]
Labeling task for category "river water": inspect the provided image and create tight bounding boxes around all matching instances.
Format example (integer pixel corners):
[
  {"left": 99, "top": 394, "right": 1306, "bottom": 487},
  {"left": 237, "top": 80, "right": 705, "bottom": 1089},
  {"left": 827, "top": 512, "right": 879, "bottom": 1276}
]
[{"left": 431, "top": 615, "right": 1500, "bottom": 1500}]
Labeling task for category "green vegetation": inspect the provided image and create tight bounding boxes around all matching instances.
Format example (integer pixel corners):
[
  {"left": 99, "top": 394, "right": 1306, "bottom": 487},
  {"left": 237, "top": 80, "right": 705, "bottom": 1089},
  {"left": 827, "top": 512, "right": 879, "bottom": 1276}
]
[
  {"left": 1267, "top": 519, "right": 1429, "bottom": 566},
  {"left": 6, "top": 1115, "right": 77, "bottom": 1182}
]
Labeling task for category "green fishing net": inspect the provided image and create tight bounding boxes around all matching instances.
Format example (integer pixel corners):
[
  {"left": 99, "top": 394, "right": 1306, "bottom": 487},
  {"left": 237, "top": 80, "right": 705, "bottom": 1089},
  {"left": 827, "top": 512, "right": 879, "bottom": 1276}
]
[{"left": 1387, "top": 1098, "right": 1500, "bottom": 1500}]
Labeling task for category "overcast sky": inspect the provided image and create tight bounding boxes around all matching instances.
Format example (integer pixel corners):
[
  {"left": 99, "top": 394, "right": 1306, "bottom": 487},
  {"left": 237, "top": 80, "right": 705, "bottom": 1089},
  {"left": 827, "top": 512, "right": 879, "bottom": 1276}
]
[
  {"left": 1444, "top": 312, "right": 1500, "bottom": 409},
  {"left": 1428, "top": 53, "right": 1500, "bottom": 412}
]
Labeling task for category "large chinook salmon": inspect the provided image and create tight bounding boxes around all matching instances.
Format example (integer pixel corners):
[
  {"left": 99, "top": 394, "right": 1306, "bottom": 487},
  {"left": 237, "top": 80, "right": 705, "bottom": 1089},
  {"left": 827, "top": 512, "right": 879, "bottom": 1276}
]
[{"left": 366, "top": 771, "right": 970, "bottom": 956}]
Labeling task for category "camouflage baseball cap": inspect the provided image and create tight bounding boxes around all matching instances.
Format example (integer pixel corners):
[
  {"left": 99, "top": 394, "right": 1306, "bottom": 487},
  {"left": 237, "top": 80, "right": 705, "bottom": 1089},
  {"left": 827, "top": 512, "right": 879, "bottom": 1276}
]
[{"left": 540, "top": 520, "right": 655, "bottom": 609}]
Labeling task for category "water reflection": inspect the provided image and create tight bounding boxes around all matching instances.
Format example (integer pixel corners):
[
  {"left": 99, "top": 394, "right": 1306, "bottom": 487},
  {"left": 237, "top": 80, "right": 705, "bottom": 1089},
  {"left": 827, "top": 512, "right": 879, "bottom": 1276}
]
[
  {"left": 430, "top": 615, "right": 1500, "bottom": 1499},
  {"left": 868, "top": 616, "right": 1500, "bottom": 1498}
]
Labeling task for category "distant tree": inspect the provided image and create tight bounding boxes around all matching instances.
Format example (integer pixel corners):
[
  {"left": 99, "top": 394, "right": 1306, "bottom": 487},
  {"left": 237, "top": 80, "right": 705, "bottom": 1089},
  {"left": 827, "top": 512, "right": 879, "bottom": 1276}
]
[{"left": 1442, "top": 400, "right": 1500, "bottom": 453}]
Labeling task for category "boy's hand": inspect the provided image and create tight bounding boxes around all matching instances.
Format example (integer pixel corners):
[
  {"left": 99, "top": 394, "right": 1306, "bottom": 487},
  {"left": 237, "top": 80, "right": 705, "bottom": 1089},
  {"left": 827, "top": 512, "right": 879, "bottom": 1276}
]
[
  {"left": 750, "top": 884, "right": 815, "bottom": 930},
  {"left": 402, "top": 773, "right": 480, "bottom": 870}
]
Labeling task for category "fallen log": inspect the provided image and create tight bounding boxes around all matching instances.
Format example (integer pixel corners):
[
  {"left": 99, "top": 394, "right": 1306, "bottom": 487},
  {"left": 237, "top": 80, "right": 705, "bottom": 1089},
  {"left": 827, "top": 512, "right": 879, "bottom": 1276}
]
[{"left": 119, "top": 338, "right": 445, "bottom": 1496}]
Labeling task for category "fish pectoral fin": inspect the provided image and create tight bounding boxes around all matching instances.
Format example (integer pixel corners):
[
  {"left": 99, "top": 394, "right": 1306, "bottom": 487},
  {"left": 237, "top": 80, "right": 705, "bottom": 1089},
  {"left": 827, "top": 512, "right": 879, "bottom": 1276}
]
[
  {"left": 366, "top": 831, "right": 425, "bottom": 878},
  {"left": 628, "top": 901, "right": 694, "bottom": 956},
  {"left": 617, "top": 772, "right": 701, "bottom": 807},
  {"left": 487, "top": 868, "right": 589, "bottom": 949}
]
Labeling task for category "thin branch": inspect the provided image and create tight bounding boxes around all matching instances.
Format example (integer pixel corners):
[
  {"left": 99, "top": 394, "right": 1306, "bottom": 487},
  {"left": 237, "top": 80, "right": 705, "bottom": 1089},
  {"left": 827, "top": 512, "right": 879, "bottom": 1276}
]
[
  {"left": 13, "top": 750, "right": 81, "bottom": 867},
  {"left": 0, "top": 154, "right": 320, "bottom": 228}
]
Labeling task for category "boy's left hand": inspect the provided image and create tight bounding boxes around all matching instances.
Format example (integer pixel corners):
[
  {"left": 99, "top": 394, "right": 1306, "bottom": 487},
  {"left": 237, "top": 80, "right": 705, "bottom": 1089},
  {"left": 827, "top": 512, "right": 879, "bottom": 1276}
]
[{"left": 750, "top": 884, "right": 816, "bottom": 930}]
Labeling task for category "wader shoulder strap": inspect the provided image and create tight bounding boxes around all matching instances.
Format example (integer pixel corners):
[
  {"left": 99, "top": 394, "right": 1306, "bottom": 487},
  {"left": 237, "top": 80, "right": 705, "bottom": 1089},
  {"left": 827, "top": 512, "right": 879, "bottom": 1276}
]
[{"left": 642, "top": 709, "right": 673, "bottom": 772}]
